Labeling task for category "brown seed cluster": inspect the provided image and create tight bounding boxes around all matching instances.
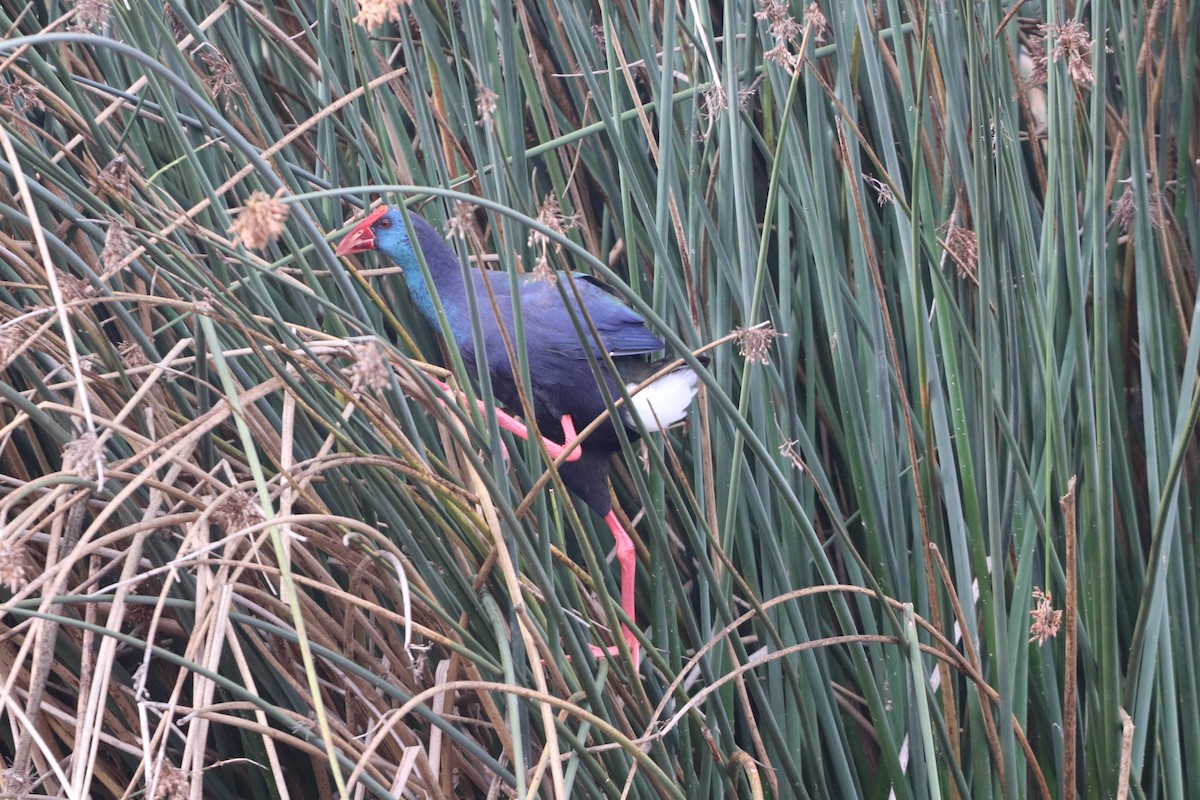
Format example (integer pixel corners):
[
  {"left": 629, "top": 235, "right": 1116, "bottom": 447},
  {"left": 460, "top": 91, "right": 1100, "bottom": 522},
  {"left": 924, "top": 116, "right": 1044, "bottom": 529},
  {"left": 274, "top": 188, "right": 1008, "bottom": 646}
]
[
  {"left": 162, "top": 1, "right": 187, "bottom": 41},
  {"left": 803, "top": 3, "right": 829, "bottom": 43},
  {"left": 755, "top": 0, "right": 826, "bottom": 74},
  {"left": 71, "top": 0, "right": 111, "bottom": 31},
  {"left": 528, "top": 194, "right": 579, "bottom": 281},
  {"left": 530, "top": 194, "right": 578, "bottom": 247},
  {"left": 96, "top": 155, "right": 131, "bottom": 198},
  {"left": 945, "top": 224, "right": 979, "bottom": 282},
  {"left": 1112, "top": 186, "right": 1135, "bottom": 232},
  {"left": 62, "top": 431, "right": 104, "bottom": 482},
  {"left": 56, "top": 272, "right": 94, "bottom": 307},
  {"left": 228, "top": 190, "right": 289, "bottom": 251},
  {"left": 444, "top": 201, "right": 480, "bottom": 243},
  {"left": 209, "top": 489, "right": 263, "bottom": 535},
  {"left": 863, "top": 173, "right": 894, "bottom": 206},
  {"left": 195, "top": 44, "right": 245, "bottom": 107},
  {"left": 57, "top": 272, "right": 96, "bottom": 304},
  {"left": 1, "top": 767, "right": 32, "bottom": 796},
  {"left": 703, "top": 83, "right": 729, "bottom": 121},
  {"left": 1039, "top": 21, "right": 1094, "bottom": 86},
  {"left": 1029, "top": 586, "right": 1063, "bottom": 646},
  {"left": 100, "top": 221, "right": 133, "bottom": 278},
  {"left": 0, "top": 328, "right": 20, "bottom": 367},
  {"left": 476, "top": 85, "right": 499, "bottom": 130},
  {"left": 354, "top": 0, "right": 410, "bottom": 29},
  {"left": 119, "top": 341, "right": 151, "bottom": 371},
  {"left": 0, "top": 540, "right": 30, "bottom": 592},
  {"left": 779, "top": 438, "right": 804, "bottom": 470},
  {"left": 755, "top": 0, "right": 802, "bottom": 43},
  {"left": 0, "top": 79, "right": 45, "bottom": 114},
  {"left": 734, "top": 323, "right": 786, "bottom": 365},
  {"left": 350, "top": 341, "right": 391, "bottom": 396},
  {"left": 151, "top": 765, "right": 189, "bottom": 800},
  {"left": 1111, "top": 184, "right": 1161, "bottom": 233}
]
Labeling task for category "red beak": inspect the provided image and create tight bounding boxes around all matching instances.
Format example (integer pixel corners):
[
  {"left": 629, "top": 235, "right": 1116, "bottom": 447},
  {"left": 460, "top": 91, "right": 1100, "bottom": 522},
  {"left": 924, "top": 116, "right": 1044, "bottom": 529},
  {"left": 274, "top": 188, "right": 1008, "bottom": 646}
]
[{"left": 334, "top": 206, "right": 391, "bottom": 256}]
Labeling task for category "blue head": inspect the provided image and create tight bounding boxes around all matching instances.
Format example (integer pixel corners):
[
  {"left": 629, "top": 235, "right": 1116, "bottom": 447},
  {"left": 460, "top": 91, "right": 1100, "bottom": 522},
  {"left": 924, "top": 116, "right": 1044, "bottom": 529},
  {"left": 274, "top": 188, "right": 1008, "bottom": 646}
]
[{"left": 335, "top": 206, "right": 460, "bottom": 324}]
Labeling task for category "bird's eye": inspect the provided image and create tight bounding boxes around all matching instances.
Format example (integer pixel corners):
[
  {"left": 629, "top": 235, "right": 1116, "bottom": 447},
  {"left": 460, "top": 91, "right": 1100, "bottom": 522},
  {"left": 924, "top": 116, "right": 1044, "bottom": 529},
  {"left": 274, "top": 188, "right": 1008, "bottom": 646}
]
[{"left": 377, "top": 217, "right": 391, "bottom": 229}]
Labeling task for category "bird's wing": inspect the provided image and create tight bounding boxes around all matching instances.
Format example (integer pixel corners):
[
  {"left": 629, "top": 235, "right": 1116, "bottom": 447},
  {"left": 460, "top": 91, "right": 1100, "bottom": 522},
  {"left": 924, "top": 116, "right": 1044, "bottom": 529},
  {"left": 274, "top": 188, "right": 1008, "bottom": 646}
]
[{"left": 480, "top": 271, "right": 664, "bottom": 358}]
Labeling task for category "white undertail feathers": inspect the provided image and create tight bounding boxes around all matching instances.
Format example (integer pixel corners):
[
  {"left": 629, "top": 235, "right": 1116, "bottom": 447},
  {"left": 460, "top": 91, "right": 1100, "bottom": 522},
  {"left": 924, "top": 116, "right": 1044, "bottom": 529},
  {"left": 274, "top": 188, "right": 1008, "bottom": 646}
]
[{"left": 624, "top": 366, "right": 700, "bottom": 431}]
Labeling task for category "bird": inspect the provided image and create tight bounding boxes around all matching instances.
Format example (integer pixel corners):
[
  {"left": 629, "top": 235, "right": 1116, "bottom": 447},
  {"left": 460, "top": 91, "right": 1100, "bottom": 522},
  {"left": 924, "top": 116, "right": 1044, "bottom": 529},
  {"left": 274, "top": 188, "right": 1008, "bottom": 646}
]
[{"left": 335, "top": 205, "right": 700, "bottom": 664}]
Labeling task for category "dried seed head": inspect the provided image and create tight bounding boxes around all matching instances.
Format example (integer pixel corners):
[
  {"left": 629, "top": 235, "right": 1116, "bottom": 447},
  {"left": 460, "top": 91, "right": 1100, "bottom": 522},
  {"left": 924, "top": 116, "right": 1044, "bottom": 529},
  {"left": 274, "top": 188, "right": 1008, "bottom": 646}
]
[
  {"left": 779, "top": 439, "right": 804, "bottom": 470},
  {"left": 1029, "top": 587, "right": 1063, "bottom": 646},
  {"left": 209, "top": 489, "right": 262, "bottom": 535},
  {"left": 1112, "top": 187, "right": 1135, "bottom": 232},
  {"left": 734, "top": 323, "right": 786, "bottom": 365},
  {"left": 124, "top": 601, "right": 154, "bottom": 631},
  {"left": 1, "top": 768, "right": 32, "bottom": 796},
  {"left": 754, "top": 0, "right": 805, "bottom": 77},
  {"left": 531, "top": 254, "right": 556, "bottom": 283},
  {"left": 755, "top": 0, "right": 802, "bottom": 42},
  {"left": 119, "top": 341, "right": 151, "bottom": 371},
  {"left": 163, "top": 2, "right": 187, "bottom": 42},
  {"left": 100, "top": 221, "right": 133, "bottom": 278},
  {"left": 1022, "top": 46, "right": 1049, "bottom": 87},
  {"left": 528, "top": 194, "right": 578, "bottom": 252},
  {"left": 71, "top": 0, "right": 111, "bottom": 30},
  {"left": 0, "top": 327, "right": 20, "bottom": 367},
  {"left": 1040, "top": 21, "right": 1094, "bottom": 85},
  {"left": 354, "top": 0, "right": 410, "bottom": 28},
  {"left": 698, "top": 82, "right": 729, "bottom": 140},
  {"left": 0, "top": 79, "right": 45, "bottom": 113},
  {"left": 58, "top": 271, "right": 96, "bottom": 303},
  {"left": 195, "top": 44, "right": 245, "bottom": 105},
  {"left": 350, "top": 341, "right": 390, "bottom": 395},
  {"left": 96, "top": 155, "right": 131, "bottom": 197},
  {"left": 151, "top": 764, "right": 190, "bottom": 800},
  {"left": 1111, "top": 184, "right": 1161, "bottom": 232},
  {"left": 945, "top": 223, "right": 978, "bottom": 281},
  {"left": 863, "top": 173, "right": 894, "bottom": 206},
  {"left": 63, "top": 430, "right": 104, "bottom": 481},
  {"left": 79, "top": 353, "right": 101, "bottom": 375},
  {"left": 764, "top": 41, "right": 800, "bottom": 74},
  {"left": 703, "top": 82, "right": 728, "bottom": 120},
  {"left": 803, "top": 2, "right": 829, "bottom": 42},
  {"left": 228, "top": 189, "right": 289, "bottom": 250},
  {"left": 475, "top": 85, "right": 499, "bottom": 130},
  {"left": 0, "top": 540, "right": 30, "bottom": 592},
  {"left": 444, "top": 200, "right": 479, "bottom": 242}
]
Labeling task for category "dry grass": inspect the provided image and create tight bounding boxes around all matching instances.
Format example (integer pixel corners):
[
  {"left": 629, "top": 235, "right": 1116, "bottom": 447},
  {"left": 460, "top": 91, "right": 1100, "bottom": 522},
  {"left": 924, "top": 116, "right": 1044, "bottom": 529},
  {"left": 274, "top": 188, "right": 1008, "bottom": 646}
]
[{"left": 2, "top": 0, "right": 1196, "bottom": 798}]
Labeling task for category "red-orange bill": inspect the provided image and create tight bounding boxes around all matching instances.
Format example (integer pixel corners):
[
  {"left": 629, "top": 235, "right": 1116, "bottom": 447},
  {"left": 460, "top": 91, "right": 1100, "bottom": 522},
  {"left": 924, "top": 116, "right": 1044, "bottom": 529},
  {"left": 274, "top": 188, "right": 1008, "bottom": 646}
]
[{"left": 334, "top": 206, "right": 390, "bottom": 256}]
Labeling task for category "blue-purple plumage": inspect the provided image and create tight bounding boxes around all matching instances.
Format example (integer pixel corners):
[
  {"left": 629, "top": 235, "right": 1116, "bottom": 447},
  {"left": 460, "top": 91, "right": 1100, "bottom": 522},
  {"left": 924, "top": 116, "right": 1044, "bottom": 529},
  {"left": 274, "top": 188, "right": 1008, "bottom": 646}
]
[{"left": 341, "top": 206, "right": 697, "bottom": 516}]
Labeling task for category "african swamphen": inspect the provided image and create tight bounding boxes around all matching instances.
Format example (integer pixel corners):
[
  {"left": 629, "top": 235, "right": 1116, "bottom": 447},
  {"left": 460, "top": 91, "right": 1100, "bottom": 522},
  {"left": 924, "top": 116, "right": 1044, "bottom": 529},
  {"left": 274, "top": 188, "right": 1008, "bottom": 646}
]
[{"left": 336, "top": 205, "right": 700, "bottom": 662}]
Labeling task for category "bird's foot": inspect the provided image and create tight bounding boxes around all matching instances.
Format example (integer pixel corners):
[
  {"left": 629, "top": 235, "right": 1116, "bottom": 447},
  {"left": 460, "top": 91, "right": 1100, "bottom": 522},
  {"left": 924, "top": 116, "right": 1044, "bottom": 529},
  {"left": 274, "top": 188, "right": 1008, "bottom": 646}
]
[
  {"left": 429, "top": 378, "right": 581, "bottom": 462},
  {"left": 588, "top": 627, "right": 640, "bottom": 664},
  {"left": 587, "top": 643, "right": 641, "bottom": 662},
  {"left": 547, "top": 628, "right": 640, "bottom": 666}
]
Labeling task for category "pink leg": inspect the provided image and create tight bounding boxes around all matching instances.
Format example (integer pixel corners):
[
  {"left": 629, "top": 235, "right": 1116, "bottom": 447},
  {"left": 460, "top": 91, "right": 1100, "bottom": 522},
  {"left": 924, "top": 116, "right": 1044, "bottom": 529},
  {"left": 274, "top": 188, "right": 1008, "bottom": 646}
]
[
  {"left": 559, "top": 413, "right": 577, "bottom": 444},
  {"left": 431, "top": 379, "right": 580, "bottom": 462},
  {"left": 587, "top": 510, "right": 640, "bottom": 663},
  {"left": 427, "top": 383, "right": 634, "bottom": 660}
]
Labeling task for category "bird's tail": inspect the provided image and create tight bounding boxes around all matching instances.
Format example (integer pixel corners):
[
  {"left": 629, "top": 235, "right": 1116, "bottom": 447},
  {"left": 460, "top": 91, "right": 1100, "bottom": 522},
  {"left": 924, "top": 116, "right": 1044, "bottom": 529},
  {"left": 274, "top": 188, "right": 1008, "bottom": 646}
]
[{"left": 622, "top": 360, "right": 701, "bottom": 431}]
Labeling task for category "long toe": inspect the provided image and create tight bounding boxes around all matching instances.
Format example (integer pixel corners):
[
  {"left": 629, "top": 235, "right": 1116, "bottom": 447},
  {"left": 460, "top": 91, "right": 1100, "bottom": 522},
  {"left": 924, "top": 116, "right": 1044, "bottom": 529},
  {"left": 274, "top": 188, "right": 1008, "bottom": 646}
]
[
  {"left": 588, "top": 643, "right": 640, "bottom": 663},
  {"left": 587, "top": 633, "right": 640, "bottom": 664}
]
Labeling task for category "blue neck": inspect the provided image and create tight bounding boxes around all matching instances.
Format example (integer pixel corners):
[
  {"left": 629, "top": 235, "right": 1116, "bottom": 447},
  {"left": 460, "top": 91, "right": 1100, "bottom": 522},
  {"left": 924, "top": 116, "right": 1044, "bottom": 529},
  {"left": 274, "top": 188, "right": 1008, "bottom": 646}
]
[{"left": 381, "top": 235, "right": 465, "bottom": 330}]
